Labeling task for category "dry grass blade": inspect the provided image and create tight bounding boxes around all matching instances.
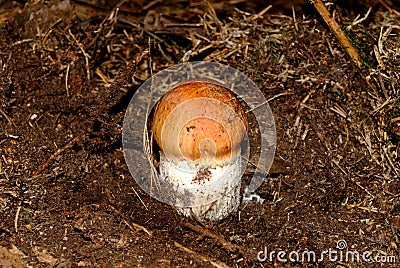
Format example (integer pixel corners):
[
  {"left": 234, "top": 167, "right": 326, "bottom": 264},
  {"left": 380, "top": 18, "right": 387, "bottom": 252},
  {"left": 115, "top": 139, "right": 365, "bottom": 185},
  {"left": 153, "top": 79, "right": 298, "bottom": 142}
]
[
  {"left": 249, "top": 5, "right": 272, "bottom": 21},
  {"left": 308, "top": 116, "right": 331, "bottom": 151},
  {"left": 68, "top": 29, "right": 91, "bottom": 82},
  {"left": 0, "top": 107, "right": 15, "bottom": 128}
]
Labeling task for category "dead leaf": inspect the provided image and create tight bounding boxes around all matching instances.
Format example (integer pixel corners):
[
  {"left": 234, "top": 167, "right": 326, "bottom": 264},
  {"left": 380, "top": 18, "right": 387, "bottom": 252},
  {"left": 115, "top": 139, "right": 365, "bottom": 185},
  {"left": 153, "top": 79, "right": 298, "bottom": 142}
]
[
  {"left": 0, "top": 244, "right": 27, "bottom": 268},
  {"left": 32, "top": 246, "right": 58, "bottom": 266}
]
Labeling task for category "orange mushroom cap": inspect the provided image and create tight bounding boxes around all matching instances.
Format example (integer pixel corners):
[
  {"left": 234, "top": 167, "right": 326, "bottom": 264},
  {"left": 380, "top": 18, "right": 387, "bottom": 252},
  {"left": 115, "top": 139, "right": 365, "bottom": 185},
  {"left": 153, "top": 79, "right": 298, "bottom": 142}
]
[{"left": 152, "top": 80, "right": 248, "bottom": 167}]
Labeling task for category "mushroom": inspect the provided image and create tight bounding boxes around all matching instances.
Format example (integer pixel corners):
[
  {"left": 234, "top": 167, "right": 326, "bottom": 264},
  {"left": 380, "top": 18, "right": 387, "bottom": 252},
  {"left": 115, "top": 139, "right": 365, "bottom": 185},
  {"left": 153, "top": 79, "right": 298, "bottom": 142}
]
[{"left": 151, "top": 80, "right": 248, "bottom": 221}]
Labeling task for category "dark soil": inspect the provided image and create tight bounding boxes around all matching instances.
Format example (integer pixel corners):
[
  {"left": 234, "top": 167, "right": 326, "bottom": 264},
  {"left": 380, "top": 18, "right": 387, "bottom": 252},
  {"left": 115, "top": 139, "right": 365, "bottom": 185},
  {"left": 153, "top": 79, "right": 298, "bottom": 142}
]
[{"left": 0, "top": 0, "right": 399, "bottom": 267}]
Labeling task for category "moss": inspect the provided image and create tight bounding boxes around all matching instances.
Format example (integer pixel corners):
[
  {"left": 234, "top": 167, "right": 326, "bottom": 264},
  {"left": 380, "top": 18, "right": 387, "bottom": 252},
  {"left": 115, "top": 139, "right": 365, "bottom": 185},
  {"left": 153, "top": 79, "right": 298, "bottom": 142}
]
[
  {"left": 344, "top": 27, "right": 376, "bottom": 69},
  {"left": 23, "top": 210, "right": 31, "bottom": 223}
]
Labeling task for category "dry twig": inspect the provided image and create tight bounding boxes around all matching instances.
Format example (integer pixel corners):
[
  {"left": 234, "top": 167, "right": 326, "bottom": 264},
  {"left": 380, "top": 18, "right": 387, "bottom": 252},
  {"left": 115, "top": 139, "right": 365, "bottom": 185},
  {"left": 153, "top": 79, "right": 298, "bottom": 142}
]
[
  {"left": 309, "top": 0, "right": 362, "bottom": 68},
  {"left": 180, "top": 221, "right": 242, "bottom": 253},
  {"left": 107, "top": 203, "right": 152, "bottom": 236},
  {"left": 33, "top": 136, "right": 80, "bottom": 176},
  {"left": 174, "top": 241, "right": 231, "bottom": 268}
]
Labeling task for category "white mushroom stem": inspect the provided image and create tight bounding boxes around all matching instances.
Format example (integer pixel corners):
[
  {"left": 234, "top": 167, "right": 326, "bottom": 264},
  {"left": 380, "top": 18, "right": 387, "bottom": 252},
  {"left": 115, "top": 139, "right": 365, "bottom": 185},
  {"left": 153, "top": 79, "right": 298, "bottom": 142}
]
[{"left": 159, "top": 150, "right": 242, "bottom": 221}]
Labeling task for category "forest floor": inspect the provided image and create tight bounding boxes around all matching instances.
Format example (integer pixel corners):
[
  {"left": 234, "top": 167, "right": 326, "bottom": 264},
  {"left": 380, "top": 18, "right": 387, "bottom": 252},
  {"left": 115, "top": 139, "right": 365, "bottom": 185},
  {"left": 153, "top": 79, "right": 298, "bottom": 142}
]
[{"left": 0, "top": 0, "right": 400, "bottom": 267}]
